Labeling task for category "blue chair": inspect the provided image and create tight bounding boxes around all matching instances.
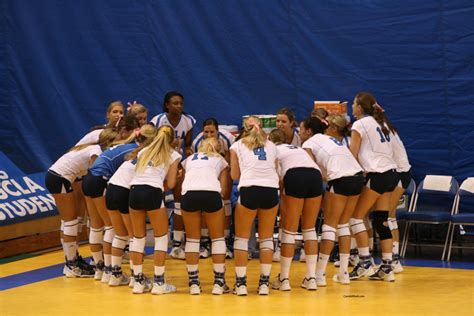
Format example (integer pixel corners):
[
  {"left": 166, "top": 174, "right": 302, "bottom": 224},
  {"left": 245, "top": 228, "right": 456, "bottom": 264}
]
[
  {"left": 446, "top": 177, "right": 474, "bottom": 261},
  {"left": 400, "top": 175, "right": 459, "bottom": 260}
]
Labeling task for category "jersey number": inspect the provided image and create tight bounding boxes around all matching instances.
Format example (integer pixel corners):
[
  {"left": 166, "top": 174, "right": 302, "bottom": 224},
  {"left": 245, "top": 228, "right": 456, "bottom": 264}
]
[
  {"left": 253, "top": 147, "right": 267, "bottom": 160},
  {"left": 329, "top": 137, "right": 343, "bottom": 146},
  {"left": 191, "top": 153, "right": 208, "bottom": 161},
  {"left": 376, "top": 127, "right": 390, "bottom": 143}
]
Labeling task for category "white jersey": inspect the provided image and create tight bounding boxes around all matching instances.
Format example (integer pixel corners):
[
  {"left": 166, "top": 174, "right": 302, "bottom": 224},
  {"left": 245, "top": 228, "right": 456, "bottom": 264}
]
[
  {"left": 191, "top": 130, "right": 235, "bottom": 155},
  {"left": 75, "top": 129, "right": 103, "bottom": 146},
  {"left": 49, "top": 145, "right": 102, "bottom": 183},
  {"left": 288, "top": 129, "right": 301, "bottom": 147},
  {"left": 302, "top": 134, "right": 362, "bottom": 181},
  {"left": 276, "top": 144, "right": 319, "bottom": 178},
  {"left": 230, "top": 140, "right": 279, "bottom": 189},
  {"left": 150, "top": 113, "right": 196, "bottom": 140},
  {"left": 390, "top": 132, "right": 411, "bottom": 172},
  {"left": 351, "top": 116, "right": 397, "bottom": 173},
  {"left": 181, "top": 153, "right": 228, "bottom": 195},
  {"left": 130, "top": 150, "right": 182, "bottom": 190},
  {"left": 108, "top": 160, "right": 136, "bottom": 189}
]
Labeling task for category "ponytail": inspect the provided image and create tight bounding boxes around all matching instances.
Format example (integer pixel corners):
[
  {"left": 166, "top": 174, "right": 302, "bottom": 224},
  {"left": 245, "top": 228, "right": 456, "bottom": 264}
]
[{"left": 135, "top": 125, "right": 175, "bottom": 173}]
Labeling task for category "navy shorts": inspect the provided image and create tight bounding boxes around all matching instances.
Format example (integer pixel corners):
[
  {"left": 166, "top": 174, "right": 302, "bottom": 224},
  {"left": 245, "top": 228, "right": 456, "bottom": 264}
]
[
  {"left": 106, "top": 184, "right": 130, "bottom": 214},
  {"left": 327, "top": 172, "right": 364, "bottom": 196},
  {"left": 239, "top": 186, "right": 279, "bottom": 210},
  {"left": 365, "top": 169, "right": 398, "bottom": 194},
  {"left": 82, "top": 172, "right": 108, "bottom": 198},
  {"left": 45, "top": 170, "right": 73, "bottom": 194},
  {"left": 181, "top": 191, "right": 223, "bottom": 213},
  {"left": 283, "top": 167, "right": 323, "bottom": 198},
  {"left": 129, "top": 185, "right": 164, "bottom": 211}
]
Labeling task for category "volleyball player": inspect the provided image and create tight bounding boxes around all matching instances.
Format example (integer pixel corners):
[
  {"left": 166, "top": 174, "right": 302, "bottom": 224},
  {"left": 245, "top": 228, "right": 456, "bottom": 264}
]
[
  {"left": 45, "top": 128, "right": 118, "bottom": 277},
  {"left": 150, "top": 91, "right": 195, "bottom": 259},
  {"left": 348, "top": 92, "right": 398, "bottom": 282},
  {"left": 276, "top": 108, "right": 301, "bottom": 146},
  {"left": 230, "top": 116, "right": 279, "bottom": 296},
  {"left": 181, "top": 137, "right": 231, "bottom": 295},
  {"left": 128, "top": 126, "right": 181, "bottom": 294},
  {"left": 268, "top": 129, "right": 323, "bottom": 291}
]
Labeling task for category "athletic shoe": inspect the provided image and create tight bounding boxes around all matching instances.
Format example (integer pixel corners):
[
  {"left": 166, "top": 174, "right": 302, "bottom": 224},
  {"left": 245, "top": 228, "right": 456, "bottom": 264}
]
[
  {"left": 94, "top": 260, "right": 105, "bottom": 281},
  {"left": 189, "top": 283, "right": 201, "bottom": 295},
  {"left": 212, "top": 279, "right": 230, "bottom": 295},
  {"left": 392, "top": 254, "right": 404, "bottom": 273},
  {"left": 64, "top": 259, "right": 94, "bottom": 278},
  {"left": 258, "top": 274, "right": 270, "bottom": 295},
  {"left": 271, "top": 274, "right": 291, "bottom": 291},
  {"left": 132, "top": 273, "right": 152, "bottom": 294},
  {"left": 272, "top": 246, "right": 281, "bottom": 262},
  {"left": 152, "top": 276, "right": 177, "bottom": 295},
  {"left": 301, "top": 277, "right": 317, "bottom": 290},
  {"left": 233, "top": 276, "right": 248, "bottom": 296},
  {"left": 334, "top": 260, "right": 340, "bottom": 267},
  {"left": 199, "top": 246, "right": 210, "bottom": 259},
  {"left": 349, "top": 260, "right": 375, "bottom": 280},
  {"left": 349, "top": 254, "right": 360, "bottom": 267},
  {"left": 332, "top": 272, "right": 350, "bottom": 285},
  {"left": 299, "top": 248, "right": 306, "bottom": 262},
  {"left": 225, "top": 248, "right": 233, "bottom": 259},
  {"left": 109, "top": 266, "right": 130, "bottom": 287},
  {"left": 128, "top": 274, "right": 135, "bottom": 288},
  {"left": 170, "top": 246, "right": 186, "bottom": 260},
  {"left": 316, "top": 275, "right": 327, "bottom": 287},
  {"left": 76, "top": 256, "right": 95, "bottom": 278},
  {"left": 369, "top": 264, "right": 395, "bottom": 282},
  {"left": 101, "top": 265, "right": 112, "bottom": 284}
]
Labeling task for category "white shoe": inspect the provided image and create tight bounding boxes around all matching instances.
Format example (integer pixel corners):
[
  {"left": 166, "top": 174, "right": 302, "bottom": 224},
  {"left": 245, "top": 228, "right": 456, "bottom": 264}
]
[
  {"left": 271, "top": 275, "right": 291, "bottom": 291},
  {"left": 301, "top": 277, "right": 317, "bottom": 290},
  {"left": 233, "top": 284, "right": 248, "bottom": 296},
  {"left": 334, "top": 260, "right": 340, "bottom": 267},
  {"left": 299, "top": 249, "right": 306, "bottom": 262},
  {"left": 349, "top": 254, "right": 359, "bottom": 267},
  {"left": 101, "top": 269, "right": 111, "bottom": 284},
  {"left": 212, "top": 281, "right": 230, "bottom": 295},
  {"left": 316, "top": 275, "right": 327, "bottom": 287},
  {"left": 226, "top": 248, "right": 233, "bottom": 259},
  {"left": 64, "top": 263, "right": 82, "bottom": 278},
  {"left": 272, "top": 247, "right": 281, "bottom": 262},
  {"left": 392, "top": 260, "right": 404, "bottom": 274},
  {"left": 189, "top": 283, "right": 201, "bottom": 295},
  {"left": 258, "top": 283, "right": 269, "bottom": 295},
  {"left": 132, "top": 274, "right": 152, "bottom": 294},
  {"left": 152, "top": 281, "right": 177, "bottom": 295},
  {"left": 199, "top": 247, "right": 210, "bottom": 259},
  {"left": 349, "top": 262, "right": 375, "bottom": 280},
  {"left": 369, "top": 265, "right": 395, "bottom": 282},
  {"left": 109, "top": 271, "right": 130, "bottom": 287},
  {"left": 170, "top": 247, "right": 186, "bottom": 260},
  {"left": 332, "top": 272, "right": 350, "bottom": 285},
  {"left": 128, "top": 275, "right": 135, "bottom": 288}
]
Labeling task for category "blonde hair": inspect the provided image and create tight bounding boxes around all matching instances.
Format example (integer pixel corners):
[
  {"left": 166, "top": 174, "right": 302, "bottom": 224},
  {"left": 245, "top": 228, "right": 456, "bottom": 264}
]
[
  {"left": 268, "top": 129, "right": 286, "bottom": 145},
  {"left": 241, "top": 116, "right": 267, "bottom": 150},
  {"left": 198, "top": 137, "right": 222, "bottom": 157},
  {"left": 128, "top": 103, "right": 148, "bottom": 116},
  {"left": 327, "top": 114, "right": 349, "bottom": 136},
  {"left": 135, "top": 125, "right": 175, "bottom": 173},
  {"left": 125, "top": 124, "right": 157, "bottom": 160},
  {"left": 69, "top": 128, "right": 118, "bottom": 152}
]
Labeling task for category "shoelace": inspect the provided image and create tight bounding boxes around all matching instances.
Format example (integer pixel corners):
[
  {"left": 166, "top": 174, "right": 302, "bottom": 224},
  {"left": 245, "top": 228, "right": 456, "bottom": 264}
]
[
  {"left": 235, "top": 276, "right": 247, "bottom": 287},
  {"left": 259, "top": 275, "right": 270, "bottom": 287}
]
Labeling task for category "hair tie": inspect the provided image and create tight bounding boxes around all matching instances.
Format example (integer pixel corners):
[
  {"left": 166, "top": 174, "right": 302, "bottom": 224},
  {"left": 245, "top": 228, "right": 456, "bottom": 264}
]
[
  {"left": 127, "top": 101, "right": 137, "bottom": 113},
  {"left": 114, "top": 116, "right": 123, "bottom": 128},
  {"left": 320, "top": 118, "right": 329, "bottom": 126},
  {"left": 373, "top": 102, "right": 385, "bottom": 113},
  {"left": 247, "top": 118, "right": 261, "bottom": 132}
]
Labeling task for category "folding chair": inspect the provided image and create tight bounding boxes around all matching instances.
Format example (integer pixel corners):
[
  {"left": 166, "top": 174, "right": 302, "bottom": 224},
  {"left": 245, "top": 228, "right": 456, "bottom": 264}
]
[
  {"left": 446, "top": 177, "right": 474, "bottom": 261},
  {"left": 400, "top": 175, "right": 458, "bottom": 260}
]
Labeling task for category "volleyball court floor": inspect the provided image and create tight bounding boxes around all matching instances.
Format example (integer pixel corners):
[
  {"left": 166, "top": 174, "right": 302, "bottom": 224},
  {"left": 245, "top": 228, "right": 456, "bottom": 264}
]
[{"left": 1, "top": 245, "right": 473, "bottom": 316}]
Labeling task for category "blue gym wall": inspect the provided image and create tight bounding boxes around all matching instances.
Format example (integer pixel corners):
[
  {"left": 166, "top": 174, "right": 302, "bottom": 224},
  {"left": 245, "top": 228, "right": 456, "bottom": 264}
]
[{"left": 1, "top": 0, "right": 473, "bottom": 182}]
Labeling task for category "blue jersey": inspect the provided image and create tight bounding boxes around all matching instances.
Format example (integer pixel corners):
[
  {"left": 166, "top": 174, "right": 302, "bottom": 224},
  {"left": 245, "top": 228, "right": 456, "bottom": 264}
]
[{"left": 90, "top": 143, "right": 138, "bottom": 179}]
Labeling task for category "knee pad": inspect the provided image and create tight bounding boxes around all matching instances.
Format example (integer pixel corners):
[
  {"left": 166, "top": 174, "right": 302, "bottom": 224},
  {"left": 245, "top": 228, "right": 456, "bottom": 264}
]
[
  {"left": 281, "top": 230, "right": 296, "bottom": 245},
  {"left": 302, "top": 228, "right": 317, "bottom": 242},
  {"left": 154, "top": 234, "right": 169, "bottom": 252},
  {"left": 131, "top": 236, "right": 146, "bottom": 254},
  {"left": 174, "top": 202, "right": 182, "bottom": 215},
  {"left": 259, "top": 238, "right": 274, "bottom": 252},
  {"left": 321, "top": 224, "right": 337, "bottom": 242},
  {"left": 224, "top": 200, "right": 232, "bottom": 216},
  {"left": 373, "top": 211, "right": 392, "bottom": 240},
  {"left": 112, "top": 235, "right": 129, "bottom": 250},
  {"left": 336, "top": 223, "right": 351, "bottom": 238},
  {"left": 63, "top": 219, "right": 79, "bottom": 237},
  {"left": 233, "top": 237, "right": 249, "bottom": 252},
  {"left": 349, "top": 218, "right": 366, "bottom": 235},
  {"left": 387, "top": 217, "right": 398, "bottom": 231},
  {"left": 103, "top": 226, "right": 115, "bottom": 244},
  {"left": 211, "top": 237, "right": 226, "bottom": 255},
  {"left": 185, "top": 238, "right": 200, "bottom": 253},
  {"left": 89, "top": 227, "right": 104, "bottom": 245}
]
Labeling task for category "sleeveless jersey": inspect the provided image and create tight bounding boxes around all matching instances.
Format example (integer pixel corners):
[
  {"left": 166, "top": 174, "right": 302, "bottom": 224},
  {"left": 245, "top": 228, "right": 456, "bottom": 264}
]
[
  {"left": 181, "top": 153, "right": 228, "bottom": 195},
  {"left": 390, "top": 132, "right": 411, "bottom": 172},
  {"left": 150, "top": 113, "right": 196, "bottom": 140},
  {"left": 276, "top": 144, "right": 319, "bottom": 178},
  {"left": 191, "top": 130, "right": 235, "bottom": 155},
  {"left": 49, "top": 145, "right": 102, "bottom": 183}
]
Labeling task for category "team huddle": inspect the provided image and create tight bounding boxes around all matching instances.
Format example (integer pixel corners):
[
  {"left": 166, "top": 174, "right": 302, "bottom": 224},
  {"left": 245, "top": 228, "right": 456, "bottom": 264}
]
[{"left": 45, "top": 91, "right": 411, "bottom": 296}]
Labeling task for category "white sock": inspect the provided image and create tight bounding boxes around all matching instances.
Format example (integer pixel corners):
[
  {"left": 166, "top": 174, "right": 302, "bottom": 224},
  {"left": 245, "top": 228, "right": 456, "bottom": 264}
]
[
  {"left": 316, "top": 253, "right": 329, "bottom": 277},
  {"left": 91, "top": 251, "right": 103, "bottom": 264},
  {"left": 134, "top": 264, "right": 143, "bottom": 275},
  {"left": 104, "top": 254, "right": 111, "bottom": 267},
  {"left": 64, "top": 241, "right": 77, "bottom": 261},
  {"left": 111, "top": 255, "right": 122, "bottom": 267},
  {"left": 174, "top": 230, "right": 184, "bottom": 243},
  {"left": 393, "top": 241, "right": 399, "bottom": 255},
  {"left": 339, "top": 253, "right": 349, "bottom": 274},
  {"left": 350, "top": 237, "right": 357, "bottom": 250},
  {"left": 382, "top": 252, "right": 392, "bottom": 262},
  {"left": 260, "top": 263, "right": 272, "bottom": 276},
  {"left": 279, "top": 256, "right": 292, "bottom": 279},
  {"left": 305, "top": 254, "right": 318, "bottom": 278},
  {"left": 155, "top": 266, "right": 165, "bottom": 276},
  {"left": 213, "top": 263, "right": 225, "bottom": 273},
  {"left": 359, "top": 246, "right": 370, "bottom": 257},
  {"left": 235, "top": 266, "right": 246, "bottom": 278}
]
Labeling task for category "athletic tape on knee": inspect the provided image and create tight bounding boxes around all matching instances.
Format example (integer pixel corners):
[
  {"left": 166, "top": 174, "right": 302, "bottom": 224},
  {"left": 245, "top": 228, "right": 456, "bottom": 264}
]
[
  {"left": 224, "top": 200, "right": 232, "bottom": 216},
  {"left": 259, "top": 238, "right": 274, "bottom": 251},
  {"left": 185, "top": 238, "right": 200, "bottom": 253},
  {"left": 321, "top": 224, "right": 337, "bottom": 242},
  {"left": 112, "top": 235, "right": 129, "bottom": 250},
  {"left": 89, "top": 227, "right": 104, "bottom": 245},
  {"left": 63, "top": 219, "right": 79, "bottom": 237},
  {"left": 349, "top": 218, "right": 367, "bottom": 235},
  {"left": 233, "top": 237, "right": 249, "bottom": 252},
  {"left": 336, "top": 223, "right": 351, "bottom": 238},
  {"left": 281, "top": 230, "right": 296, "bottom": 245},
  {"left": 211, "top": 238, "right": 226, "bottom": 255},
  {"left": 302, "top": 228, "right": 318, "bottom": 241},
  {"left": 373, "top": 211, "right": 391, "bottom": 240},
  {"left": 154, "top": 234, "right": 168, "bottom": 252},
  {"left": 131, "top": 236, "right": 146, "bottom": 254},
  {"left": 103, "top": 226, "right": 115, "bottom": 244},
  {"left": 387, "top": 217, "right": 398, "bottom": 231}
]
